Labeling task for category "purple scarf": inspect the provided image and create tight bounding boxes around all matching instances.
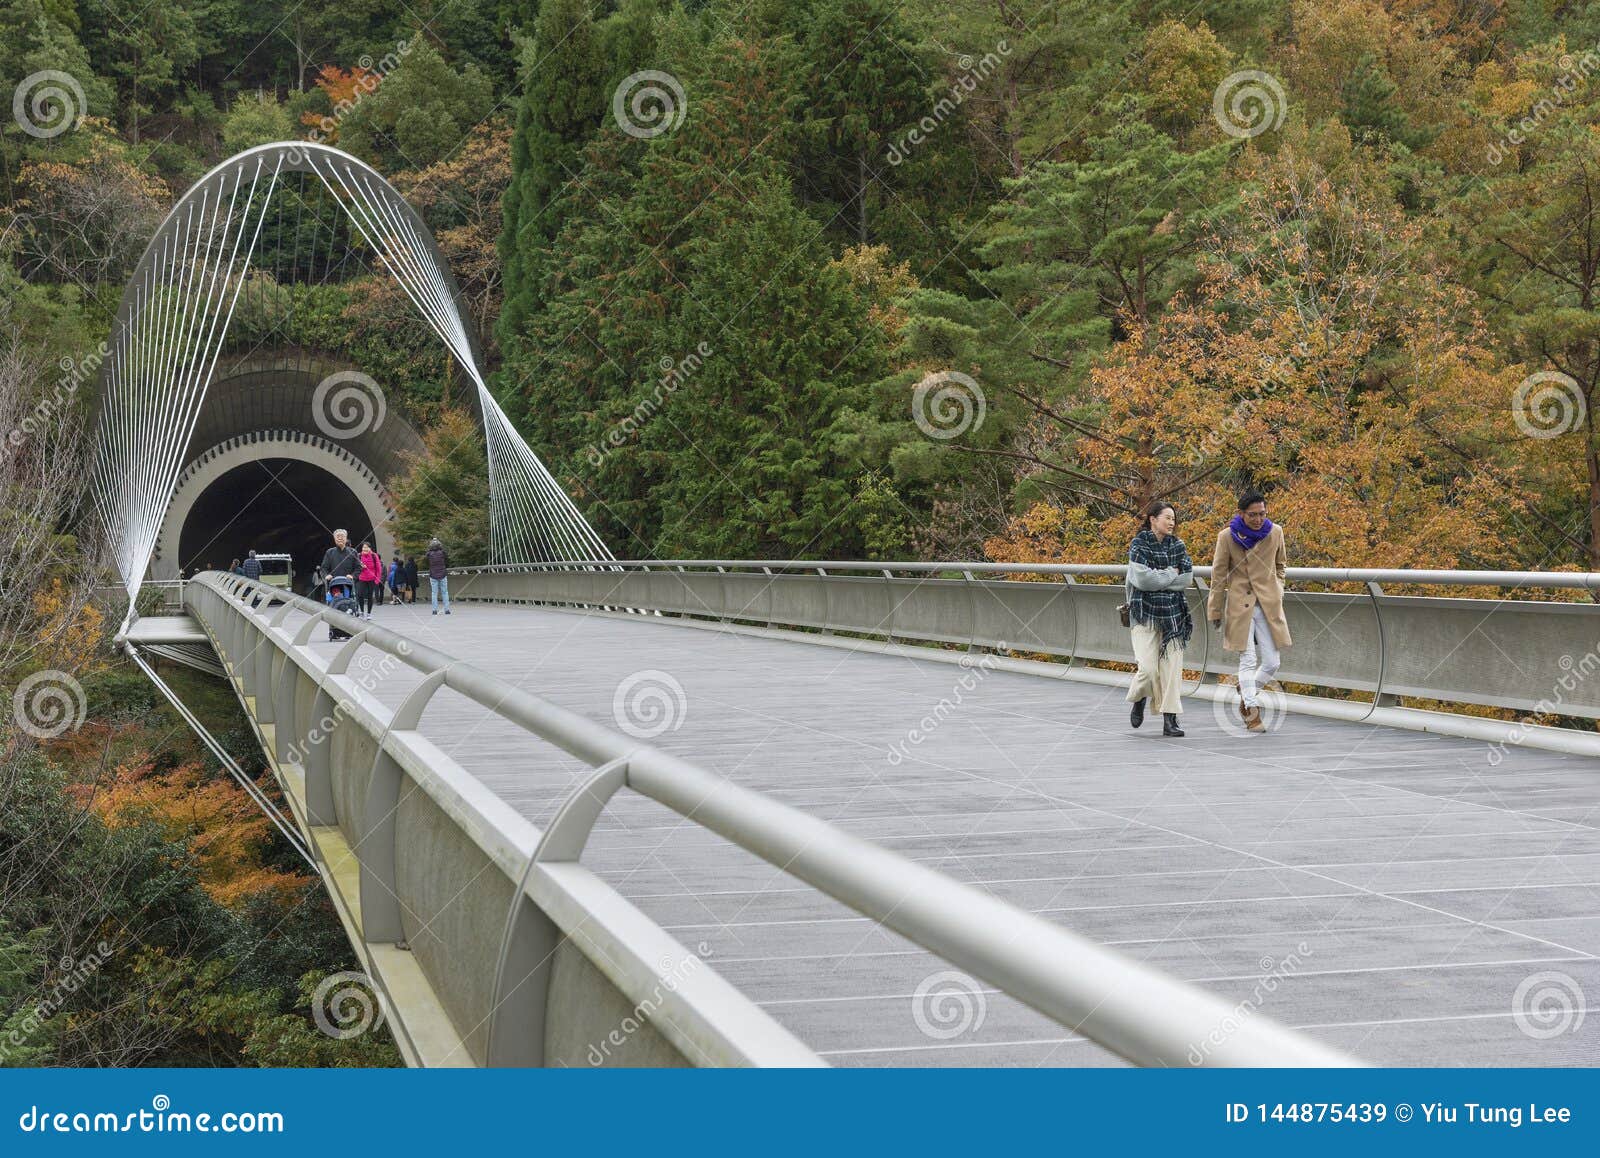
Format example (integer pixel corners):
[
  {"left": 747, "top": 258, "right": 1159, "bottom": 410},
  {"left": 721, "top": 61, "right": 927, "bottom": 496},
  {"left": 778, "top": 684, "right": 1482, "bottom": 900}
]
[{"left": 1229, "top": 514, "right": 1274, "bottom": 551}]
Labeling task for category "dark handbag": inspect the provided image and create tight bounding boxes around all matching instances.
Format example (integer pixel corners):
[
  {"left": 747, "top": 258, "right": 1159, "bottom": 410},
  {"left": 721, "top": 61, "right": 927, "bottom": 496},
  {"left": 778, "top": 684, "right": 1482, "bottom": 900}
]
[{"left": 1117, "top": 577, "right": 1132, "bottom": 627}]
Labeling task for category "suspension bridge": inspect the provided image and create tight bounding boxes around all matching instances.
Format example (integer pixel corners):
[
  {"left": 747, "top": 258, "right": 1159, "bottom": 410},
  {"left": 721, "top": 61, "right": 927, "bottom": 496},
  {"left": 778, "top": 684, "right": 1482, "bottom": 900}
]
[{"left": 99, "top": 145, "right": 1600, "bottom": 1068}]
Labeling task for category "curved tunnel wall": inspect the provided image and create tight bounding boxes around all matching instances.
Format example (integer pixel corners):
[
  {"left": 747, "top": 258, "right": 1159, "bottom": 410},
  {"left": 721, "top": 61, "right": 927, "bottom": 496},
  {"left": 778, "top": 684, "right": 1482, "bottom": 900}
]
[{"left": 153, "top": 430, "right": 399, "bottom": 582}]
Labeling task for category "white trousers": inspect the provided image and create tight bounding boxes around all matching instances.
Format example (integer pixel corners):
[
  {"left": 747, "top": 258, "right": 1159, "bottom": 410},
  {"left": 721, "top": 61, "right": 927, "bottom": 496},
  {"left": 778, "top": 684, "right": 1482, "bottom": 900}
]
[
  {"left": 1237, "top": 603, "right": 1281, "bottom": 707},
  {"left": 1127, "top": 624, "right": 1184, "bottom": 714}
]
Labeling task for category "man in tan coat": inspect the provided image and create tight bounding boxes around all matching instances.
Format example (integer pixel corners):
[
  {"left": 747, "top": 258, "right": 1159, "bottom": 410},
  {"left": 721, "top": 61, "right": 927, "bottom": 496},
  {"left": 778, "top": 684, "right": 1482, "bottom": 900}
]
[{"left": 1207, "top": 491, "right": 1291, "bottom": 732}]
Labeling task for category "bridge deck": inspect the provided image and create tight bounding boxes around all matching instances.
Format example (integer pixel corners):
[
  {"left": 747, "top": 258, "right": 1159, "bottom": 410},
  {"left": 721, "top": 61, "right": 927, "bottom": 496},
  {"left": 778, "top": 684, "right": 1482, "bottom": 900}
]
[{"left": 297, "top": 601, "right": 1600, "bottom": 1066}]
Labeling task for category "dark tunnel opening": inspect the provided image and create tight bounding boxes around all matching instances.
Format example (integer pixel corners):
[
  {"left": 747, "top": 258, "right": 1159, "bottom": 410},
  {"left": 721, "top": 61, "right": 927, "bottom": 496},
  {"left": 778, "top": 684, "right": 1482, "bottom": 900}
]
[{"left": 178, "top": 458, "right": 375, "bottom": 592}]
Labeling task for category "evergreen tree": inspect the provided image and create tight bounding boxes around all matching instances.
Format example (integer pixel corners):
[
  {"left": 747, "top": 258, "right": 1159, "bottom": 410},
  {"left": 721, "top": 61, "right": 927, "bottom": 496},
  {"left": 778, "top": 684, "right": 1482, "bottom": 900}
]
[{"left": 497, "top": 0, "right": 610, "bottom": 348}]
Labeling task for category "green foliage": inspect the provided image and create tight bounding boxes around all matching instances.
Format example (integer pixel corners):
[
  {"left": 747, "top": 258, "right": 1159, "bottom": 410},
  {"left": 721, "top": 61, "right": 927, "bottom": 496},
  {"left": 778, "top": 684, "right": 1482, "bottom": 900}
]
[
  {"left": 338, "top": 38, "right": 495, "bottom": 171},
  {"left": 387, "top": 409, "right": 491, "bottom": 563},
  {"left": 221, "top": 91, "right": 295, "bottom": 152},
  {"left": 498, "top": 0, "right": 611, "bottom": 347}
]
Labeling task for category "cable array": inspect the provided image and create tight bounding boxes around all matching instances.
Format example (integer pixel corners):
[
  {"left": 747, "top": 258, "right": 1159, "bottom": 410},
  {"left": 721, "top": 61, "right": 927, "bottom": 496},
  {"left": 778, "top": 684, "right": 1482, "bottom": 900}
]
[{"left": 91, "top": 143, "right": 611, "bottom": 608}]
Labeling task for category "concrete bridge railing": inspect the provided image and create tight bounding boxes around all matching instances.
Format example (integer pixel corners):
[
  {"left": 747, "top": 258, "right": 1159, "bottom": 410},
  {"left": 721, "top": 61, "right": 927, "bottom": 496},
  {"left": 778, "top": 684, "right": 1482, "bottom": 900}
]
[
  {"left": 180, "top": 572, "right": 1358, "bottom": 1069},
  {"left": 449, "top": 561, "right": 1600, "bottom": 742}
]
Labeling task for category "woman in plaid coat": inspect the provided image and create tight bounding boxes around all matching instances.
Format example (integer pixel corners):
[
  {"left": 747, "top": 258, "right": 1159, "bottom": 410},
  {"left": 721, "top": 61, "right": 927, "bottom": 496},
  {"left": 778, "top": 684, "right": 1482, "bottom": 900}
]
[{"left": 1125, "top": 500, "right": 1194, "bottom": 736}]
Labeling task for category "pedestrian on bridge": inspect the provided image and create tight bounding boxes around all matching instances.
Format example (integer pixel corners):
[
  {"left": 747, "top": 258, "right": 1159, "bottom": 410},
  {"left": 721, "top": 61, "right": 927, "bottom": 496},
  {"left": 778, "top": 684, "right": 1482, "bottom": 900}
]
[
  {"left": 1207, "top": 491, "right": 1291, "bottom": 733},
  {"left": 404, "top": 555, "right": 419, "bottom": 603},
  {"left": 1125, "top": 500, "right": 1194, "bottom": 737},
  {"left": 426, "top": 538, "right": 451, "bottom": 615},
  {"left": 241, "top": 549, "right": 261, "bottom": 581},
  {"left": 355, "top": 541, "right": 383, "bottom": 619},
  {"left": 319, "top": 529, "right": 358, "bottom": 586},
  {"left": 388, "top": 552, "right": 405, "bottom": 605}
]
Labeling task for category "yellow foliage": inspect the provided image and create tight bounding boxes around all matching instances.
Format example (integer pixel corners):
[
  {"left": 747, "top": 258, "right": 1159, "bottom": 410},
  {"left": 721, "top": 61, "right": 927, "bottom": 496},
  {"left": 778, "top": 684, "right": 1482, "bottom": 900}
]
[
  {"left": 1136, "top": 20, "right": 1232, "bottom": 131},
  {"left": 827, "top": 244, "right": 919, "bottom": 341},
  {"left": 32, "top": 579, "right": 106, "bottom": 679}
]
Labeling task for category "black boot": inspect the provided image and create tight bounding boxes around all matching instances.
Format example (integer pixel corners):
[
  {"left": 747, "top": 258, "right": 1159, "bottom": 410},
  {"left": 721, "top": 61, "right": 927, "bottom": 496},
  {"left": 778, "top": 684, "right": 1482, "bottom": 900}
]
[
  {"left": 1130, "top": 698, "right": 1146, "bottom": 729},
  {"left": 1162, "top": 713, "right": 1184, "bottom": 737}
]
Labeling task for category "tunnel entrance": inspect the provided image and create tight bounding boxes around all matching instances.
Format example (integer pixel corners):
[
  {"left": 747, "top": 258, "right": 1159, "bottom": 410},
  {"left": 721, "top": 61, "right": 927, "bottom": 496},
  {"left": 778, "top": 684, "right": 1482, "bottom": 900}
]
[{"left": 177, "top": 458, "right": 375, "bottom": 591}]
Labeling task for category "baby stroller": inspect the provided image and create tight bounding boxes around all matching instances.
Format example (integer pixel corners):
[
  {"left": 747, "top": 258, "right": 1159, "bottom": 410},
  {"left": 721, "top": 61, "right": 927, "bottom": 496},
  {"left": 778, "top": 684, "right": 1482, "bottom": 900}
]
[{"left": 325, "top": 575, "right": 361, "bottom": 641}]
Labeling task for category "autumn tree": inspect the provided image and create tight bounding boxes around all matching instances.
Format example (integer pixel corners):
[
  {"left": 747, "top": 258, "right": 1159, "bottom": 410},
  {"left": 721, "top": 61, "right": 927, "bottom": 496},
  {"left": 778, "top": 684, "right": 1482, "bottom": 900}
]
[
  {"left": 1450, "top": 38, "right": 1600, "bottom": 565},
  {"left": 986, "top": 136, "right": 1537, "bottom": 569},
  {"left": 394, "top": 119, "right": 514, "bottom": 345}
]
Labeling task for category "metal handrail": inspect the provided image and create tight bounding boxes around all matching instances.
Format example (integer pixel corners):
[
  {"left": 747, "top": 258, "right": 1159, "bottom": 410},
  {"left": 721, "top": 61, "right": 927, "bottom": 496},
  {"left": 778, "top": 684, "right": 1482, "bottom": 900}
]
[
  {"left": 192, "top": 571, "right": 1360, "bottom": 1068},
  {"left": 453, "top": 559, "right": 1600, "bottom": 591}
]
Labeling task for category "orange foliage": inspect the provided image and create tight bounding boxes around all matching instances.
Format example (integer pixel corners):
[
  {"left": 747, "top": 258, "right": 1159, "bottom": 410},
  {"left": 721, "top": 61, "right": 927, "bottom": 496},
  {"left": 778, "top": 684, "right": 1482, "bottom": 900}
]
[
  {"left": 78, "top": 760, "right": 310, "bottom": 909},
  {"left": 985, "top": 142, "right": 1537, "bottom": 572},
  {"left": 302, "top": 65, "right": 382, "bottom": 143}
]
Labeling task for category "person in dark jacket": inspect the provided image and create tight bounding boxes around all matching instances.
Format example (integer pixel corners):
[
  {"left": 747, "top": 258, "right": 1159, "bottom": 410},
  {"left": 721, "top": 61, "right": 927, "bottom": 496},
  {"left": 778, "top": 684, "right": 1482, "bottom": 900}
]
[
  {"left": 319, "top": 529, "right": 359, "bottom": 585},
  {"left": 425, "top": 538, "right": 450, "bottom": 615},
  {"left": 1125, "top": 500, "right": 1194, "bottom": 737},
  {"left": 240, "top": 549, "right": 262, "bottom": 581},
  {"left": 404, "top": 556, "right": 419, "bottom": 603},
  {"left": 388, "top": 553, "right": 404, "bottom": 605}
]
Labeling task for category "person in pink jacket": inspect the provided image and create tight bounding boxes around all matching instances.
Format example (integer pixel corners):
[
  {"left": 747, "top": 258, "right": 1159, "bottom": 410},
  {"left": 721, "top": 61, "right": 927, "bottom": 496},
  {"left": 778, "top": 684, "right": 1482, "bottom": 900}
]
[{"left": 355, "top": 541, "right": 383, "bottom": 620}]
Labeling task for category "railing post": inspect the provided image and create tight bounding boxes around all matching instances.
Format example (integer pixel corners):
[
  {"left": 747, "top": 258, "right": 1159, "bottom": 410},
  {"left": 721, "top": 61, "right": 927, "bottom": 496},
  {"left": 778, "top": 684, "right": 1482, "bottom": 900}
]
[
  {"left": 360, "top": 668, "right": 449, "bottom": 944},
  {"left": 963, "top": 570, "right": 979, "bottom": 653},
  {"left": 882, "top": 569, "right": 897, "bottom": 644},
  {"left": 252, "top": 595, "right": 277, "bottom": 726},
  {"left": 303, "top": 630, "right": 370, "bottom": 828},
  {"left": 1061, "top": 573, "right": 1079, "bottom": 666},
  {"left": 1361, "top": 581, "right": 1397, "bottom": 717},
  {"left": 486, "top": 756, "right": 629, "bottom": 1067},
  {"left": 1186, "top": 575, "right": 1215, "bottom": 693}
]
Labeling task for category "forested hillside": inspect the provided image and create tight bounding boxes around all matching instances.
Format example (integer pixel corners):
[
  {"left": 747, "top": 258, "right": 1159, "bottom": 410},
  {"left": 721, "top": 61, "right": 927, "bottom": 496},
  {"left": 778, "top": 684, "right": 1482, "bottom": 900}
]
[{"left": 7, "top": 2, "right": 1600, "bottom": 568}]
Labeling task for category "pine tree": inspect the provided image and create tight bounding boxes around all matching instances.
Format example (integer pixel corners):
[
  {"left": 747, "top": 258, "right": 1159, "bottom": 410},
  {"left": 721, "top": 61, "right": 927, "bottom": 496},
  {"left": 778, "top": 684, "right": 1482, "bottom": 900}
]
[{"left": 497, "top": 0, "right": 608, "bottom": 349}]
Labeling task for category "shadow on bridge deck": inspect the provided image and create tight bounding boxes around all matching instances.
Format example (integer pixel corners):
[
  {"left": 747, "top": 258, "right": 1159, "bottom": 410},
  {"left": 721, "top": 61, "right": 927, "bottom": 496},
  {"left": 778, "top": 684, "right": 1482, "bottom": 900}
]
[{"left": 317, "top": 600, "right": 1600, "bottom": 1066}]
